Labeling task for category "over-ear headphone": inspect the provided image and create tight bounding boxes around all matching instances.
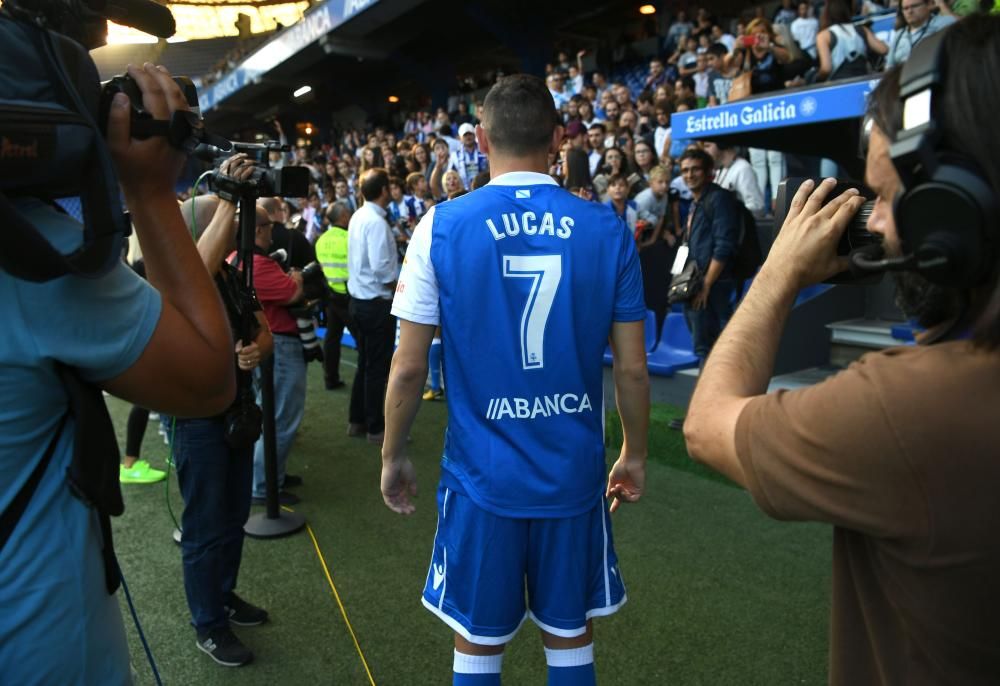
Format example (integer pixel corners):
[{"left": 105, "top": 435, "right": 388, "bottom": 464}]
[{"left": 889, "top": 27, "right": 999, "bottom": 288}]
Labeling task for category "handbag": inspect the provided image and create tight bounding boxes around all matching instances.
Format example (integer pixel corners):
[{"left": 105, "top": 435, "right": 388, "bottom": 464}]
[
  {"left": 668, "top": 255, "right": 703, "bottom": 304},
  {"left": 727, "top": 51, "right": 753, "bottom": 102}
]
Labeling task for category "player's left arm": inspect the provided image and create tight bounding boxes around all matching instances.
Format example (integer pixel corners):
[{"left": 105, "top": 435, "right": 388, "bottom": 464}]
[{"left": 381, "top": 319, "right": 435, "bottom": 514}]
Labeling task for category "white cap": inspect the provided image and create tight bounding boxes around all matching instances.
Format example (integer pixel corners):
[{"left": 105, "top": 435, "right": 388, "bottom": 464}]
[{"left": 458, "top": 122, "right": 476, "bottom": 137}]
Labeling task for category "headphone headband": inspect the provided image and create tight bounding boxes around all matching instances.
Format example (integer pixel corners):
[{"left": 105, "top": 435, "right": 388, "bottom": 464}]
[{"left": 887, "top": 25, "right": 997, "bottom": 288}]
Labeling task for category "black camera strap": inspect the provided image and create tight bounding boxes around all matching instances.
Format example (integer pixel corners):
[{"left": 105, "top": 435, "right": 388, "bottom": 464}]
[
  {"left": 0, "top": 414, "right": 68, "bottom": 556},
  {"left": 57, "top": 364, "right": 125, "bottom": 594}
]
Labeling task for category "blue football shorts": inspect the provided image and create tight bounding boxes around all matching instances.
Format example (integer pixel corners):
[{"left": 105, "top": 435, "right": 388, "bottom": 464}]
[{"left": 421, "top": 483, "right": 627, "bottom": 645}]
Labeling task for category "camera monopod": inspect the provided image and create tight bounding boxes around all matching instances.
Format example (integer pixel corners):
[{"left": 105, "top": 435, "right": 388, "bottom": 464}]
[{"left": 234, "top": 190, "right": 306, "bottom": 539}]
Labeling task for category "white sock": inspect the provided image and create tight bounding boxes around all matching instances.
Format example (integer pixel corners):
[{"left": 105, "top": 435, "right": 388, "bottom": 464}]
[
  {"left": 454, "top": 649, "right": 503, "bottom": 674},
  {"left": 544, "top": 644, "right": 594, "bottom": 668}
]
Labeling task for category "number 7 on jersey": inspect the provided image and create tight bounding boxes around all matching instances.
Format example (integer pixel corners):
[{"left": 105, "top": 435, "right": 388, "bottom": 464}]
[{"left": 502, "top": 254, "right": 562, "bottom": 370}]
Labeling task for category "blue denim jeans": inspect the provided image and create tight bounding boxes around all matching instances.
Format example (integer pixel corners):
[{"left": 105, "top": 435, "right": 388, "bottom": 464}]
[
  {"left": 683, "top": 279, "right": 736, "bottom": 360},
  {"left": 253, "top": 335, "right": 307, "bottom": 497},
  {"left": 173, "top": 416, "right": 253, "bottom": 633}
]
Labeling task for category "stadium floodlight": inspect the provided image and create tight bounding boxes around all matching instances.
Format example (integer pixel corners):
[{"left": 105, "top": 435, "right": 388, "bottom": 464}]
[
  {"left": 293, "top": 85, "right": 312, "bottom": 98},
  {"left": 639, "top": 4, "right": 656, "bottom": 14}
]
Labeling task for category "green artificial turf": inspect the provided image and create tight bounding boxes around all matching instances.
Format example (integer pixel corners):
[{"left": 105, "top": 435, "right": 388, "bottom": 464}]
[
  {"left": 110, "top": 351, "right": 832, "bottom": 685},
  {"left": 604, "top": 404, "right": 740, "bottom": 489}
]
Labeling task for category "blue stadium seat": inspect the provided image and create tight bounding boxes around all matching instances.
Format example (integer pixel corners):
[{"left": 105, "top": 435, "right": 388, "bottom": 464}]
[
  {"left": 646, "top": 313, "right": 699, "bottom": 377},
  {"left": 603, "top": 309, "right": 657, "bottom": 365},
  {"left": 54, "top": 197, "right": 83, "bottom": 223},
  {"left": 316, "top": 326, "right": 357, "bottom": 349},
  {"left": 890, "top": 323, "right": 918, "bottom": 344}
]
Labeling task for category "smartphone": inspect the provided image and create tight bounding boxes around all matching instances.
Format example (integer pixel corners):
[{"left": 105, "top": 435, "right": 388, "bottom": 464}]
[{"left": 740, "top": 35, "right": 757, "bottom": 48}]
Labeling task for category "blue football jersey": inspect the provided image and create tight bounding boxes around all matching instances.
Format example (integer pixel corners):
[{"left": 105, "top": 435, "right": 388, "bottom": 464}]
[{"left": 392, "top": 171, "right": 645, "bottom": 518}]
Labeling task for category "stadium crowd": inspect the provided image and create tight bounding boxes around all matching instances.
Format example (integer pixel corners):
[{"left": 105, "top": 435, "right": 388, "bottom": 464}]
[{"left": 176, "top": 0, "right": 979, "bottom": 396}]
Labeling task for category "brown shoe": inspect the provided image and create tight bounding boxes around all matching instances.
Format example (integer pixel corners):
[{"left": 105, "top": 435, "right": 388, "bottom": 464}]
[
  {"left": 347, "top": 423, "right": 366, "bottom": 438},
  {"left": 366, "top": 432, "right": 384, "bottom": 445}
]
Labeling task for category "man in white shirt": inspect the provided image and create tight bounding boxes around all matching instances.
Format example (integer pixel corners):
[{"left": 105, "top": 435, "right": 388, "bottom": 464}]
[
  {"left": 567, "top": 50, "right": 586, "bottom": 95},
  {"left": 703, "top": 141, "right": 766, "bottom": 218},
  {"left": 790, "top": 2, "right": 819, "bottom": 59},
  {"left": 547, "top": 73, "right": 571, "bottom": 110},
  {"left": 347, "top": 168, "right": 400, "bottom": 443},
  {"left": 448, "top": 122, "right": 490, "bottom": 190}
]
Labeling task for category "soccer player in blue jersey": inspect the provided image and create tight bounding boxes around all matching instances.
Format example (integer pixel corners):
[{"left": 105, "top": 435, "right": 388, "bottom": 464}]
[{"left": 382, "top": 74, "right": 651, "bottom": 686}]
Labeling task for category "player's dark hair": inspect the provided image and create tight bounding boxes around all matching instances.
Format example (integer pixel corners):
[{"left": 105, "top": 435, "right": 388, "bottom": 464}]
[
  {"left": 359, "top": 168, "right": 390, "bottom": 201},
  {"left": 482, "top": 75, "right": 560, "bottom": 156}
]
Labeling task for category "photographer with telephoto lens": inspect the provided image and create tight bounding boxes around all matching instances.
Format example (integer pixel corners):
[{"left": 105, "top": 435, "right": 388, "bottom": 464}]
[
  {"left": 174, "top": 155, "right": 274, "bottom": 667},
  {"left": 685, "top": 19, "right": 1000, "bottom": 683}
]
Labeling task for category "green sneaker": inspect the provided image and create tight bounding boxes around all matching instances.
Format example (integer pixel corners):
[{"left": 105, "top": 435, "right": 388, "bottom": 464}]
[{"left": 120, "top": 460, "right": 167, "bottom": 484}]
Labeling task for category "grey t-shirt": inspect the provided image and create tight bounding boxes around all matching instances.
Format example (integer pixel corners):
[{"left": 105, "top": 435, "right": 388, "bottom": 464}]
[{"left": 634, "top": 187, "right": 668, "bottom": 225}]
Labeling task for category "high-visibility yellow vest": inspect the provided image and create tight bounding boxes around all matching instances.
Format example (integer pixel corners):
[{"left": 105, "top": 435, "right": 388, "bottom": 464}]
[{"left": 315, "top": 225, "right": 349, "bottom": 294}]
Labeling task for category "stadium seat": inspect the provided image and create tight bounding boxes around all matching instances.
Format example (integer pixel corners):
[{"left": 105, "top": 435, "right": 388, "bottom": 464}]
[
  {"left": 645, "top": 313, "right": 699, "bottom": 377},
  {"left": 603, "top": 309, "right": 657, "bottom": 365},
  {"left": 794, "top": 284, "right": 833, "bottom": 307},
  {"left": 890, "top": 323, "right": 918, "bottom": 344},
  {"left": 316, "top": 326, "right": 357, "bottom": 349}
]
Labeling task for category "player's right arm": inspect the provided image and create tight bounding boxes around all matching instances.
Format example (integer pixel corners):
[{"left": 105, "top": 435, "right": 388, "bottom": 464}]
[
  {"left": 607, "top": 320, "right": 650, "bottom": 512},
  {"left": 102, "top": 63, "right": 235, "bottom": 417},
  {"left": 382, "top": 207, "right": 439, "bottom": 515},
  {"left": 381, "top": 320, "right": 434, "bottom": 515}
]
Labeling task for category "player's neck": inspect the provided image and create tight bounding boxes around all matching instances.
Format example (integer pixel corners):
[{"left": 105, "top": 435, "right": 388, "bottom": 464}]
[{"left": 489, "top": 155, "right": 552, "bottom": 180}]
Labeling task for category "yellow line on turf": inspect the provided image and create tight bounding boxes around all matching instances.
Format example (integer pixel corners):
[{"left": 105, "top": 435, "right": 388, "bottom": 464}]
[{"left": 282, "top": 506, "right": 377, "bottom": 685}]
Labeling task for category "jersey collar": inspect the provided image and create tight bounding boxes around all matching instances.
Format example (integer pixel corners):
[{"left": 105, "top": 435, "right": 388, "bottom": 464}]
[{"left": 488, "top": 171, "right": 559, "bottom": 187}]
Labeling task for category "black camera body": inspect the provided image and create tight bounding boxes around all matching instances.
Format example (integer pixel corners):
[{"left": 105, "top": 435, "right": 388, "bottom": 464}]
[
  {"left": 206, "top": 142, "right": 310, "bottom": 202},
  {"left": 299, "top": 261, "right": 328, "bottom": 301},
  {"left": 774, "top": 177, "right": 883, "bottom": 284},
  {"left": 97, "top": 74, "right": 217, "bottom": 156}
]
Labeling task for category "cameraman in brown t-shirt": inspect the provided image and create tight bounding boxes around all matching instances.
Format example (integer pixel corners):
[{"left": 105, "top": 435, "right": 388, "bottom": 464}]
[{"left": 685, "top": 19, "right": 1000, "bottom": 685}]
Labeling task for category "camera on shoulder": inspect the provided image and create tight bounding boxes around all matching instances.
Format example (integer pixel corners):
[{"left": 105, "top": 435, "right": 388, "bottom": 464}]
[{"left": 774, "top": 177, "right": 883, "bottom": 284}]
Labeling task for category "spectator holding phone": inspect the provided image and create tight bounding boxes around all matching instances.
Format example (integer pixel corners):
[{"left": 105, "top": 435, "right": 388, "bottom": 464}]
[{"left": 726, "top": 19, "right": 792, "bottom": 212}]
